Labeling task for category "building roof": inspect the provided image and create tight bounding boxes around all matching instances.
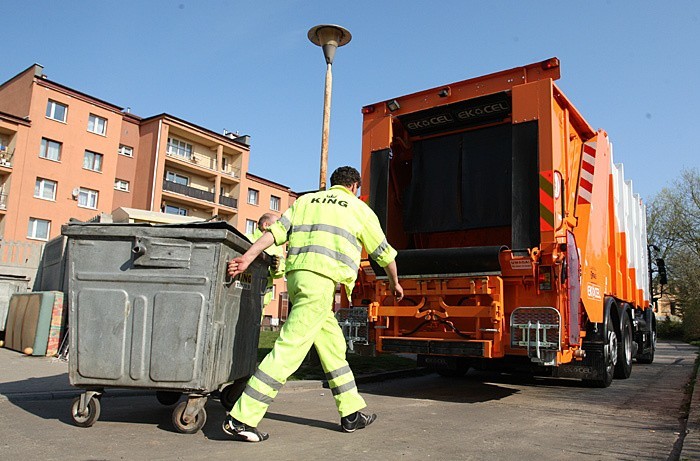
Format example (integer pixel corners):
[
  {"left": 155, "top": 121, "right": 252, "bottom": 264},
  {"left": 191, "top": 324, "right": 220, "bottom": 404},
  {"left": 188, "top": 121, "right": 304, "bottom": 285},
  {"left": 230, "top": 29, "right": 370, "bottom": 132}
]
[
  {"left": 1, "top": 64, "right": 251, "bottom": 148},
  {"left": 246, "top": 172, "right": 298, "bottom": 196},
  {"left": 140, "top": 113, "right": 251, "bottom": 149},
  {"left": 0, "top": 110, "right": 31, "bottom": 126},
  {"left": 36, "top": 76, "right": 125, "bottom": 114}
]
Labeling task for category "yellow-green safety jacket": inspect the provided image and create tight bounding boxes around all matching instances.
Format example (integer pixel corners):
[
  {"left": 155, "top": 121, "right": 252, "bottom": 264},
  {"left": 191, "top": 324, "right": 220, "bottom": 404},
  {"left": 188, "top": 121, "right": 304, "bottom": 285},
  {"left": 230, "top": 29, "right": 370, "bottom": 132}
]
[{"left": 268, "top": 185, "right": 397, "bottom": 299}]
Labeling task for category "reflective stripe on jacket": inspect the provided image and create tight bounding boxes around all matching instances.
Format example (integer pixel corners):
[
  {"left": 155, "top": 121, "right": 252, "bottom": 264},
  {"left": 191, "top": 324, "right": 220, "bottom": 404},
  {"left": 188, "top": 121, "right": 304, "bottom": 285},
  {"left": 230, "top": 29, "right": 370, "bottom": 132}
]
[{"left": 269, "top": 185, "right": 396, "bottom": 297}]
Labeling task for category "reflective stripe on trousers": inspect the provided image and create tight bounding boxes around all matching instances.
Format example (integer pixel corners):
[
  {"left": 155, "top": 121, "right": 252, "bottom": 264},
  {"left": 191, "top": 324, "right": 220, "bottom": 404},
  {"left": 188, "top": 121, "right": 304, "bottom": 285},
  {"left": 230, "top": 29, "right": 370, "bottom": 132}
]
[{"left": 230, "top": 270, "right": 366, "bottom": 427}]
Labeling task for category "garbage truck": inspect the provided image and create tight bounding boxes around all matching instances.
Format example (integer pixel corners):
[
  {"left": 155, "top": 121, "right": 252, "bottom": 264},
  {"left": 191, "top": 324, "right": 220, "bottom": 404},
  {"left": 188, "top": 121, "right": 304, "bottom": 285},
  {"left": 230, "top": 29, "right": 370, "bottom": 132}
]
[{"left": 341, "top": 58, "right": 659, "bottom": 387}]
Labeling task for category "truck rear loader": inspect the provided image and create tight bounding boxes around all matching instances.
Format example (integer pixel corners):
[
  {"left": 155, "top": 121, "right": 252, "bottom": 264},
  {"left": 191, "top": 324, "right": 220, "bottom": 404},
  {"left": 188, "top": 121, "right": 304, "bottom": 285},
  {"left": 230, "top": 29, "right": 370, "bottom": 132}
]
[{"left": 342, "top": 58, "right": 657, "bottom": 387}]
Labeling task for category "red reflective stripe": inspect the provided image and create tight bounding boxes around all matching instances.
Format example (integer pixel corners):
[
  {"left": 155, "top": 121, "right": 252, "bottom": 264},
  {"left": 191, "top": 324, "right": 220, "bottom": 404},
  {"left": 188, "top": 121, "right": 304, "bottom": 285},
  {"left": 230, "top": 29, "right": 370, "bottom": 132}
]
[
  {"left": 540, "top": 187, "right": 554, "bottom": 209},
  {"left": 583, "top": 144, "right": 596, "bottom": 157},
  {"left": 539, "top": 172, "right": 555, "bottom": 232},
  {"left": 540, "top": 216, "right": 554, "bottom": 231},
  {"left": 581, "top": 160, "right": 595, "bottom": 175},
  {"left": 580, "top": 177, "right": 593, "bottom": 192}
]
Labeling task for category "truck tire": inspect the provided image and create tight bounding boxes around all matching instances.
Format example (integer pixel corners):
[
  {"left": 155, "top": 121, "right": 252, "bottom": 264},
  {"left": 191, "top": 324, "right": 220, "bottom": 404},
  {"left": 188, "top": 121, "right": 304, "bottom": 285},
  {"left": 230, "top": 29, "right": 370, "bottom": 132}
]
[
  {"left": 637, "top": 309, "right": 656, "bottom": 364},
  {"left": 614, "top": 313, "right": 633, "bottom": 379},
  {"left": 583, "top": 314, "right": 616, "bottom": 388}
]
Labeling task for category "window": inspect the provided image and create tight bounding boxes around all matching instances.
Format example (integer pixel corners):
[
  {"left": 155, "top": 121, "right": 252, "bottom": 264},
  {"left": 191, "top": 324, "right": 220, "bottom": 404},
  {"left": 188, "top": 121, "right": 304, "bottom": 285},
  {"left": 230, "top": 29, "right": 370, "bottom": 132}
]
[
  {"left": 167, "top": 137, "right": 193, "bottom": 159},
  {"left": 83, "top": 150, "right": 103, "bottom": 172},
  {"left": 114, "top": 179, "right": 130, "bottom": 192},
  {"left": 40, "top": 138, "right": 62, "bottom": 161},
  {"left": 118, "top": 145, "right": 133, "bottom": 157},
  {"left": 88, "top": 114, "right": 107, "bottom": 135},
  {"left": 270, "top": 195, "right": 280, "bottom": 211},
  {"left": 164, "top": 204, "right": 188, "bottom": 216},
  {"left": 77, "top": 188, "right": 99, "bottom": 209},
  {"left": 27, "top": 218, "right": 51, "bottom": 241},
  {"left": 166, "top": 171, "right": 189, "bottom": 185},
  {"left": 270, "top": 285, "right": 276, "bottom": 300},
  {"left": 248, "top": 188, "right": 259, "bottom": 205},
  {"left": 245, "top": 219, "right": 257, "bottom": 235},
  {"left": 46, "top": 100, "right": 67, "bottom": 122},
  {"left": 34, "top": 178, "right": 57, "bottom": 201}
]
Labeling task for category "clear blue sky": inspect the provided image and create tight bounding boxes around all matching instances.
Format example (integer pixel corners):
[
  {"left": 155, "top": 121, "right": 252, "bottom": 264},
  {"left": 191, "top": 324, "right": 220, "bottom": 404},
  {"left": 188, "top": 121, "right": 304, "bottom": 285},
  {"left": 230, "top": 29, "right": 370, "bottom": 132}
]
[{"left": 2, "top": 1, "right": 698, "bottom": 201}]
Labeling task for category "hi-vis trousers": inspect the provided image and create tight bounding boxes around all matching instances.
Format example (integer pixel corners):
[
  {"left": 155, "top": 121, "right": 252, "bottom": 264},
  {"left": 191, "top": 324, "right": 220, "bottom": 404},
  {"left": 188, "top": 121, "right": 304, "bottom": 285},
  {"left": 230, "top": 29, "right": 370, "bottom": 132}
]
[{"left": 230, "top": 270, "right": 366, "bottom": 427}]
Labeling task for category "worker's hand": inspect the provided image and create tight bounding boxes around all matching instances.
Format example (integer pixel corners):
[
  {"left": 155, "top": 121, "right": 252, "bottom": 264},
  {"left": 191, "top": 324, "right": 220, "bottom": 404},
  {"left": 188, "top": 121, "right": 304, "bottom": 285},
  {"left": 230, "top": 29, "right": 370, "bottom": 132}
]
[
  {"left": 391, "top": 281, "right": 404, "bottom": 302},
  {"left": 228, "top": 256, "right": 250, "bottom": 278}
]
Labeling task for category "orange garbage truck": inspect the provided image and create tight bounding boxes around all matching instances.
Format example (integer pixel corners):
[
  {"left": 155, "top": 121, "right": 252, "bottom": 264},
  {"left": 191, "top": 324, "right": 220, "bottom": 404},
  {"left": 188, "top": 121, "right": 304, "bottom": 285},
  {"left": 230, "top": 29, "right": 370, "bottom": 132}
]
[{"left": 341, "top": 58, "right": 658, "bottom": 387}]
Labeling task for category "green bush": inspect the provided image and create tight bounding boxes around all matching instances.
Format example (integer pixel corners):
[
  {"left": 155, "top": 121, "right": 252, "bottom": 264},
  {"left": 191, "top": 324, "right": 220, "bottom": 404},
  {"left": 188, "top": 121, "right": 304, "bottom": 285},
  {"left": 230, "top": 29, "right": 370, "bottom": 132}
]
[
  {"left": 682, "top": 306, "right": 700, "bottom": 342},
  {"left": 657, "top": 317, "right": 684, "bottom": 340}
]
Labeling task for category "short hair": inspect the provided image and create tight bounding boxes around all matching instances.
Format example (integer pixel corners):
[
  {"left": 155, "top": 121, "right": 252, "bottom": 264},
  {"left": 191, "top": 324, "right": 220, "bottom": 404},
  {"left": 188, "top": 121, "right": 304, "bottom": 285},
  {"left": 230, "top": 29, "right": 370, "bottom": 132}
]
[
  {"left": 257, "top": 213, "right": 278, "bottom": 228},
  {"left": 330, "top": 166, "right": 361, "bottom": 188}
]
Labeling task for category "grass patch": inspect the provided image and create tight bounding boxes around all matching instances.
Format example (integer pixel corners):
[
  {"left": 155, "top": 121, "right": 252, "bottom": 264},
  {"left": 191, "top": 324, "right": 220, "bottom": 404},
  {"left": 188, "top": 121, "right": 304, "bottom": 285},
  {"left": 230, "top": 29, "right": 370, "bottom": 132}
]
[{"left": 257, "top": 331, "right": 417, "bottom": 380}]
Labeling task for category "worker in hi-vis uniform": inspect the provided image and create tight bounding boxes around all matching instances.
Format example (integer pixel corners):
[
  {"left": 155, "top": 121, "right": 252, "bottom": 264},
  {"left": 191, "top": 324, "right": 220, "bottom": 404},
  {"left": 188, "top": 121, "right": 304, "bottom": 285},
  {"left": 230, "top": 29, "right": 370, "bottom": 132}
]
[
  {"left": 224, "top": 166, "right": 403, "bottom": 442},
  {"left": 246, "top": 213, "right": 285, "bottom": 312}
]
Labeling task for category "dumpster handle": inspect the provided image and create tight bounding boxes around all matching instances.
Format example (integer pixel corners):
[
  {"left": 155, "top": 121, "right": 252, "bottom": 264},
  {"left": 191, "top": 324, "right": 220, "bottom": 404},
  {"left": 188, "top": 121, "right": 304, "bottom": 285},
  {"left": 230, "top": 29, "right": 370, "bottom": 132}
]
[{"left": 132, "top": 244, "right": 147, "bottom": 257}]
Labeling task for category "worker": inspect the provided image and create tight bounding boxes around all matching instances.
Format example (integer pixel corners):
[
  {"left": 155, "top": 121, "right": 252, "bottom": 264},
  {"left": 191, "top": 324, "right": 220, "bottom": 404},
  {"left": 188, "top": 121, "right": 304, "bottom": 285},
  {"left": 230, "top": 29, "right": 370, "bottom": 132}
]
[
  {"left": 246, "top": 213, "right": 285, "bottom": 313},
  {"left": 223, "top": 166, "right": 403, "bottom": 442}
]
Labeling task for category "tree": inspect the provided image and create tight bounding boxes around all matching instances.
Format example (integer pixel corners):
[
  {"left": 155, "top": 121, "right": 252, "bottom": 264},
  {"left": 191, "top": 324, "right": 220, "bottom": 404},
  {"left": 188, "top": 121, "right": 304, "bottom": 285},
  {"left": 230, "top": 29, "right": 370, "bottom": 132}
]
[{"left": 647, "top": 168, "right": 700, "bottom": 339}]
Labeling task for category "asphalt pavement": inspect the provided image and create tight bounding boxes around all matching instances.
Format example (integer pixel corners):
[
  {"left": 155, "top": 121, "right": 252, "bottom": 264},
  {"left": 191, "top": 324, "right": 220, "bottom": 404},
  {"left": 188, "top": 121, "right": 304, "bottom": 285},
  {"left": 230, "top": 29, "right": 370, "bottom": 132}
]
[{"left": 0, "top": 343, "right": 698, "bottom": 460}]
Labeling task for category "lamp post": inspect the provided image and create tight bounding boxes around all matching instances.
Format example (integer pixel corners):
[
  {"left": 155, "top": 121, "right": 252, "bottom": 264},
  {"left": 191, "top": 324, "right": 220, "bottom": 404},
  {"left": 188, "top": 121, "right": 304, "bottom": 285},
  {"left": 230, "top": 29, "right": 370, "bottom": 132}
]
[{"left": 308, "top": 24, "right": 352, "bottom": 190}]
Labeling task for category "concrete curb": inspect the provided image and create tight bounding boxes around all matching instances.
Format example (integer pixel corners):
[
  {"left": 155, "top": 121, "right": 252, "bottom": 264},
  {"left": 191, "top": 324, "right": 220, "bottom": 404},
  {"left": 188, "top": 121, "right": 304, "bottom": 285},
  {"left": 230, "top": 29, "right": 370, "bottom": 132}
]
[{"left": 680, "top": 353, "right": 700, "bottom": 461}]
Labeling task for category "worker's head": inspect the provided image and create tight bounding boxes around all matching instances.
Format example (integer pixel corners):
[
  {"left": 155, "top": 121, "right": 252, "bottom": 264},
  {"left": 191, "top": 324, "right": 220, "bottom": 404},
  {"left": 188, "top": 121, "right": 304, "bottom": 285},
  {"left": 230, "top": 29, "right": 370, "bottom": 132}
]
[
  {"left": 257, "top": 213, "right": 279, "bottom": 231},
  {"left": 330, "top": 166, "right": 361, "bottom": 194}
]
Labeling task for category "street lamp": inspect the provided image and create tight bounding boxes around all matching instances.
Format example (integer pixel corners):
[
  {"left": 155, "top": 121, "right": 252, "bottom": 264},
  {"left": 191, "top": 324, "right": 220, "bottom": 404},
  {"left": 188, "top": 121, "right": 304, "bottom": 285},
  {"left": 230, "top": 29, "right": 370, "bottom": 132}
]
[{"left": 308, "top": 24, "right": 352, "bottom": 190}]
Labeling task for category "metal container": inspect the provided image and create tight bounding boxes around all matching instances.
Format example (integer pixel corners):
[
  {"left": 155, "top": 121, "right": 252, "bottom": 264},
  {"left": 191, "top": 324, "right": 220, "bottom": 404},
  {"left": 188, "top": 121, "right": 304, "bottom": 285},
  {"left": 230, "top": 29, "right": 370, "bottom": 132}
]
[{"left": 62, "top": 221, "right": 269, "bottom": 433}]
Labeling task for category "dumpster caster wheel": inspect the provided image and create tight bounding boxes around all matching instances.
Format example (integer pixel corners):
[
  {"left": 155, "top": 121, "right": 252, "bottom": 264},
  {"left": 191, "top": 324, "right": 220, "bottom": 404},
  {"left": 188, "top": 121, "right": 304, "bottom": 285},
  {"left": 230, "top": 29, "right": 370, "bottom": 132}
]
[
  {"left": 71, "top": 395, "right": 101, "bottom": 427},
  {"left": 156, "top": 391, "right": 181, "bottom": 406},
  {"left": 172, "top": 401, "right": 207, "bottom": 434},
  {"left": 220, "top": 378, "right": 247, "bottom": 411}
]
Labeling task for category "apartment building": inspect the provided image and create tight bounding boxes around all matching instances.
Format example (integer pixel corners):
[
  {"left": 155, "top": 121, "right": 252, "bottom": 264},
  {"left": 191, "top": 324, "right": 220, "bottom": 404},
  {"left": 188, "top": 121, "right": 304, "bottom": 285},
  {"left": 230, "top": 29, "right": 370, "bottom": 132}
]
[
  {"left": 0, "top": 64, "right": 300, "bottom": 319},
  {"left": 125, "top": 112, "right": 249, "bottom": 224},
  {"left": 0, "top": 63, "right": 293, "bottom": 240},
  {"left": 0, "top": 111, "right": 29, "bottom": 215}
]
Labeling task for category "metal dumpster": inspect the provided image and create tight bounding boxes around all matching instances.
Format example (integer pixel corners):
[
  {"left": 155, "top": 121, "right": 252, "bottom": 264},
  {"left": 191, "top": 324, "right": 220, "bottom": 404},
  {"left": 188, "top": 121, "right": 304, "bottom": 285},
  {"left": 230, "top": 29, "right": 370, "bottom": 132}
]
[{"left": 62, "top": 221, "right": 269, "bottom": 433}]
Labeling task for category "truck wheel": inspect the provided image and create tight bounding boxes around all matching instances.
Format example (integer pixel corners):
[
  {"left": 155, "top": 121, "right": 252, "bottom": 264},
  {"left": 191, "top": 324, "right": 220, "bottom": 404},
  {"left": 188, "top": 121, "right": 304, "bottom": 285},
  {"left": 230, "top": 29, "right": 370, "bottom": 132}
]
[
  {"left": 583, "top": 314, "right": 616, "bottom": 388},
  {"left": 614, "top": 314, "right": 633, "bottom": 379},
  {"left": 637, "top": 310, "right": 656, "bottom": 364}
]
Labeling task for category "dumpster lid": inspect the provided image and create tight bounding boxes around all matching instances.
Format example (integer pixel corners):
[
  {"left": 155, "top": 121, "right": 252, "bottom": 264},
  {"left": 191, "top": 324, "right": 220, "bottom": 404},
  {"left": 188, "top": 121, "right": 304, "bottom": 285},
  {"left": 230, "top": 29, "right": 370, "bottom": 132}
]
[
  {"left": 60, "top": 221, "right": 270, "bottom": 263},
  {"left": 62, "top": 220, "right": 247, "bottom": 238}
]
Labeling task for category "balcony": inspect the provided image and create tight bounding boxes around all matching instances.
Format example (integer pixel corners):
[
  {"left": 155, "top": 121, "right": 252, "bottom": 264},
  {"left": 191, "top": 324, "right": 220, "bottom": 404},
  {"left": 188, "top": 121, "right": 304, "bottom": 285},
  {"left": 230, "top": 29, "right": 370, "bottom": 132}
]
[
  {"left": 162, "top": 180, "right": 215, "bottom": 203},
  {"left": 0, "top": 193, "right": 6, "bottom": 211},
  {"left": 219, "top": 195, "right": 238, "bottom": 209},
  {"left": 166, "top": 151, "right": 241, "bottom": 182},
  {"left": 0, "top": 147, "right": 13, "bottom": 169},
  {"left": 221, "top": 166, "right": 241, "bottom": 180}
]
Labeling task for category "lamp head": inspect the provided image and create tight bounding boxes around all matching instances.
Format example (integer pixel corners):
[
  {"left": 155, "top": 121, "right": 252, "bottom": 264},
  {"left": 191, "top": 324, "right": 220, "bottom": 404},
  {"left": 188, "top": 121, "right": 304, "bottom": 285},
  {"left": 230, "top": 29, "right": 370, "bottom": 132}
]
[{"left": 308, "top": 24, "right": 352, "bottom": 64}]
